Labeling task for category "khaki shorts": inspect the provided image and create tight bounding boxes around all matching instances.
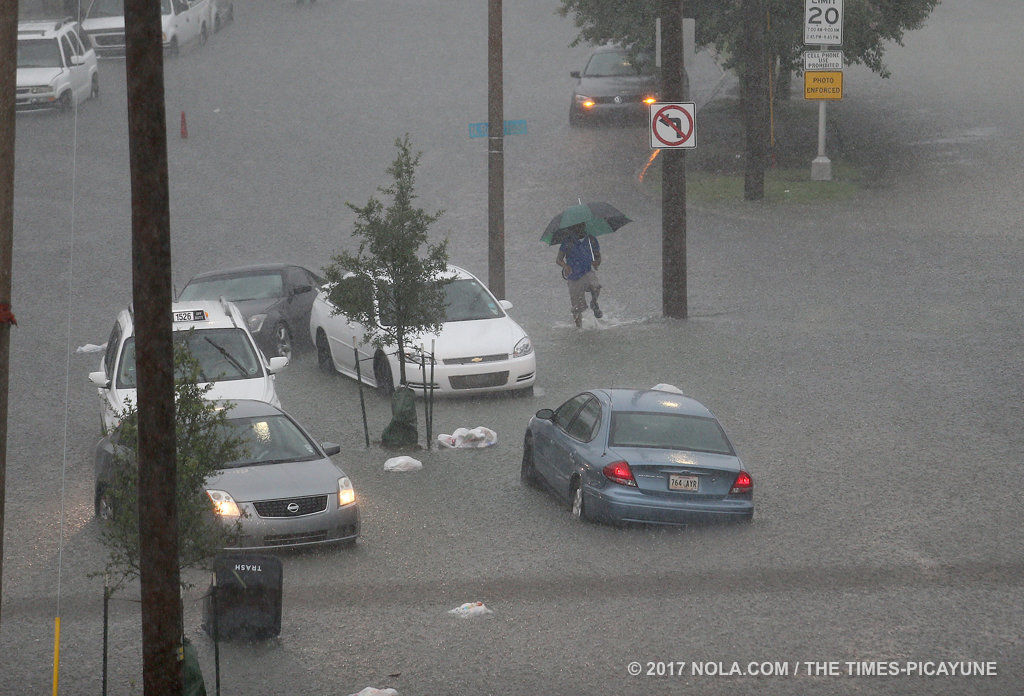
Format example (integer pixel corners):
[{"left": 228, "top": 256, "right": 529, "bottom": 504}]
[{"left": 567, "top": 270, "right": 600, "bottom": 314}]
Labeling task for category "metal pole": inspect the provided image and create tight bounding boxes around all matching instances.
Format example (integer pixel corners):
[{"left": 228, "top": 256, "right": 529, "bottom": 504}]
[
  {"left": 124, "top": 0, "right": 181, "bottom": 690},
  {"left": 661, "top": 0, "right": 687, "bottom": 319},
  {"left": 420, "top": 349, "right": 430, "bottom": 450},
  {"left": 353, "top": 338, "right": 369, "bottom": 448},
  {"left": 428, "top": 339, "right": 435, "bottom": 445},
  {"left": 810, "top": 43, "right": 832, "bottom": 180},
  {"left": 487, "top": 0, "right": 505, "bottom": 299},
  {"left": 0, "top": 0, "right": 19, "bottom": 636},
  {"left": 212, "top": 582, "right": 220, "bottom": 696},
  {"left": 102, "top": 584, "right": 110, "bottom": 696}
]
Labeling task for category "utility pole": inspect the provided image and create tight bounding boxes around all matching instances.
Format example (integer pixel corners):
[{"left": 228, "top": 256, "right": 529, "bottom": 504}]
[
  {"left": 487, "top": 0, "right": 505, "bottom": 299},
  {"left": 0, "top": 0, "right": 17, "bottom": 636},
  {"left": 661, "top": 0, "right": 687, "bottom": 318},
  {"left": 741, "top": 0, "right": 768, "bottom": 200},
  {"left": 123, "top": 0, "right": 181, "bottom": 692}
]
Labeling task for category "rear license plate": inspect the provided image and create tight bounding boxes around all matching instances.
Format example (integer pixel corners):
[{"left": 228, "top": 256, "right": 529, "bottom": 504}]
[{"left": 668, "top": 474, "right": 698, "bottom": 491}]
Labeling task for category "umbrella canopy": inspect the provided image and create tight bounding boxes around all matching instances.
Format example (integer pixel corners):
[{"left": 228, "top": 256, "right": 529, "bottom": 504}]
[{"left": 541, "top": 201, "right": 631, "bottom": 245}]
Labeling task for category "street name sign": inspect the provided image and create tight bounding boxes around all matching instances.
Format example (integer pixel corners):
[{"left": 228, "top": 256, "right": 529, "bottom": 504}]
[
  {"left": 468, "top": 119, "right": 528, "bottom": 138},
  {"left": 804, "top": 0, "right": 843, "bottom": 46},
  {"left": 649, "top": 102, "right": 696, "bottom": 149},
  {"left": 803, "top": 50, "right": 843, "bottom": 71},
  {"left": 804, "top": 71, "right": 843, "bottom": 100}
]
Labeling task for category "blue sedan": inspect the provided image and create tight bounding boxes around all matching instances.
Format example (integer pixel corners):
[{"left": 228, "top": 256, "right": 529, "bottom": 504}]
[{"left": 521, "top": 388, "right": 753, "bottom": 525}]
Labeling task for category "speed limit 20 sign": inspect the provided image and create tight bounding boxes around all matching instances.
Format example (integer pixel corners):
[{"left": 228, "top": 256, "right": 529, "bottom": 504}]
[
  {"left": 804, "top": 0, "right": 843, "bottom": 46},
  {"left": 649, "top": 103, "right": 696, "bottom": 149}
]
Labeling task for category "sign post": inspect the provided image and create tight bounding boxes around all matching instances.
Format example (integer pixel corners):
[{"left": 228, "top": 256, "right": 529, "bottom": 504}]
[{"left": 803, "top": 0, "right": 843, "bottom": 181}]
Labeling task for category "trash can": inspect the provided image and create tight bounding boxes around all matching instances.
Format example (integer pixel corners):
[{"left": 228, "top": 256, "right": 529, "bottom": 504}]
[{"left": 202, "top": 554, "right": 283, "bottom": 641}]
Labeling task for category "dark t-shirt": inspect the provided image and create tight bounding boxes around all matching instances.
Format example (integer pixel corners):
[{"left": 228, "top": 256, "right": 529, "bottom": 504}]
[{"left": 560, "top": 235, "right": 600, "bottom": 281}]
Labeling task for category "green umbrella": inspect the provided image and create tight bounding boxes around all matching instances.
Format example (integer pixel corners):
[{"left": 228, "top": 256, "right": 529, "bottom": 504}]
[{"left": 540, "top": 201, "right": 632, "bottom": 245}]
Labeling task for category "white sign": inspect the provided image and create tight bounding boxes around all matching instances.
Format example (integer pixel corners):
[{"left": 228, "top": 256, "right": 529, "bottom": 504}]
[
  {"left": 803, "top": 50, "right": 843, "bottom": 71},
  {"left": 649, "top": 102, "right": 696, "bottom": 149},
  {"left": 804, "top": 0, "right": 843, "bottom": 45}
]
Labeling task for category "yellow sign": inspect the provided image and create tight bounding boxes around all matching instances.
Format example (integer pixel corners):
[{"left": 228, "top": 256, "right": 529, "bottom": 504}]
[{"left": 804, "top": 71, "right": 843, "bottom": 100}]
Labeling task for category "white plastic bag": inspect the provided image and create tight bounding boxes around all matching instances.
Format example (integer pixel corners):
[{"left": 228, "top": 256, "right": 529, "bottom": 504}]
[
  {"left": 349, "top": 688, "right": 399, "bottom": 696},
  {"left": 651, "top": 383, "right": 684, "bottom": 395},
  {"left": 384, "top": 456, "right": 422, "bottom": 472},
  {"left": 448, "top": 601, "right": 493, "bottom": 618},
  {"left": 437, "top": 426, "right": 498, "bottom": 449},
  {"left": 76, "top": 343, "right": 106, "bottom": 354}
]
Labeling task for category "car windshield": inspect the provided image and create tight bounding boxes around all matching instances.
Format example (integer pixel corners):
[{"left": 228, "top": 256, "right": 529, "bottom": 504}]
[
  {"left": 86, "top": 0, "right": 125, "bottom": 18},
  {"left": 116, "top": 328, "right": 263, "bottom": 388},
  {"left": 179, "top": 272, "right": 285, "bottom": 302},
  {"left": 440, "top": 279, "right": 504, "bottom": 322},
  {"left": 219, "top": 414, "right": 321, "bottom": 468},
  {"left": 584, "top": 50, "right": 652, "bottom": 77},
  {"left": 17, "top": 39, "right": 62, "bottom": 68},
  {"left": 609, "top": 411, "right": 734, "bottom": 455}
]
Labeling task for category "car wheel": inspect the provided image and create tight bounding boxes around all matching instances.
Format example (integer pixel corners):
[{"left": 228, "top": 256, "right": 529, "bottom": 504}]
[
  {"left": 57, "top": 91, "right": 72, "bottom": 113},
  {"left": 95, "top": 486, "right": 114, "bottom": 520},
  {"left": 315, "top": 329, "right": 336, "bottom": 374},
  {"left": 374, "top": 353, "right": 394, "bottom": 396},
  {"left": 273, "top": 323, "right": 292, "bottom": 360},
  {"left": 570, "top": 477, "right": 587, "bottom": 521},
  {"left": 199, "top": 23, "right": 208, "bottom": 46},
  {"left": 520, "top": 436, "right": 541, "bottom": 487},
  {"left": 90, "top": 74, "right": 99, "bottom": 100}
]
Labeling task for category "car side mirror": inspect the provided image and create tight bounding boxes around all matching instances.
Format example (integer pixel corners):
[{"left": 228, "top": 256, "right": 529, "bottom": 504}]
[
  {"left": 89, "top": 371, "right": 110, "bottom": 388},
  {"left": 267, "top": 356, "right": 289, "bottom": 374},
  {"left": 535, "top": 408, "right": 554, "bottom": 420},
  {"left": 70, "top": 55, "right": 85, "bottom": 66},
  {"left": 321, "top": 442, "right": 341, "bottom": 456},
  {"left": 499, "top": 299, "right": 513, "bottom": 311},
  {"left": 570, "top": 70, "right": 581, "bottom": 79}
]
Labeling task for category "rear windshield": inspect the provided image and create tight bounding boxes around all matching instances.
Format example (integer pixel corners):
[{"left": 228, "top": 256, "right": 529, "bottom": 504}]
[
  {"left": 609, "top": 411, "right": 734, "bottom": 455},
  {"left": 219, "top": 414, "right": 320, "bottom": 468},
  {"left": 179, "top": 272, "right": 285, "bottom": 302},
  {"left": 117, "top": 328, "right": 262, "bottom": 388}
]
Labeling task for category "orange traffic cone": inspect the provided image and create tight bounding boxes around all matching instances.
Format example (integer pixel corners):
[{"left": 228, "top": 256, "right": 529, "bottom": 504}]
[{"left": 180, "top": 110, "right": 188, "bottom": 139}]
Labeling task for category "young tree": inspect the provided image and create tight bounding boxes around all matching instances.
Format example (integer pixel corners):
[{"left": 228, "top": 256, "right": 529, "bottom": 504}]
[
  {"left": 322, "top": 134, "right": 450, "bottom": 389},
  {"left": 96, "top": 347, "right": 244, "bottom": 594}
]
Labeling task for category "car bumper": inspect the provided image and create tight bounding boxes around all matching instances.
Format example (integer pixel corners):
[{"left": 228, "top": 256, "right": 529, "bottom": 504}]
[
  {"left": 399, "top": 353, "right": 536, "bottom": 394},
  {"left": 227, "top": 501, "right": 360, "bottom": 550},
  {"left": 16, "top": 95, "right": 60, "bottom": 111},
  {"left": 585, "top": 485, "right": 753, "bottom": 526}
]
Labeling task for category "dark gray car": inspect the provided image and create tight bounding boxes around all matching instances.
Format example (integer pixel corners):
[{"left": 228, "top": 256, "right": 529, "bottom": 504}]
[
  {"left": 569, "top": 45, "right": 659, "bottom": 126},
  {"left": 178, "top": 264, "right": 322, "bottom": 360},
  {"left": 94, "top": 399, "right": 360, "bottom": 550}
]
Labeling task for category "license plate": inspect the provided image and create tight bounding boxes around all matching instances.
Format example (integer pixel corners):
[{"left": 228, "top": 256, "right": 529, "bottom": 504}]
[
  {"left": 173, "top": 309, "right": 206, "bottom": 322},
  {"left": 668, "top": 474, "right": 698, "bottom": 492}
]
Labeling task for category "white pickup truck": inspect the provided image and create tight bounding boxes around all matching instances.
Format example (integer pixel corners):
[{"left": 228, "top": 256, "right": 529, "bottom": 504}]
[{"left": 82, "top": 0, "right": 213, "bottom": 57}]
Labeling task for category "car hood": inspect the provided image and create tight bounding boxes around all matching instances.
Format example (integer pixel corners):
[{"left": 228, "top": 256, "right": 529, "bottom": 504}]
[
  {"left": 17, "top": 68, "right": 63, "bottom": 87},
  {"left": 575, "top": 74, "right": 658, "bottom": 97},
  {"left": 225, "top": 297, "right": 281, "bottom": 318},
  {"left": 408, "top": 317, "right": 527, "bottom": 359},
  {"left": 608, "top": 446, "right": 743, "bottom": 474},
  {"left": 207, "top": 458, "right": 344, "bottom": 501},
  {"left": 82, "top": 16, "right": 125, "bottom": 31}
]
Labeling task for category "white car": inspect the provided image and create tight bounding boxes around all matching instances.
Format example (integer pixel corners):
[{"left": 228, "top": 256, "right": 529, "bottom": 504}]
[
  {"left": 90, "top": 300, "right": 289, "bottom": 432},
  {"left": 310, "top": 265, "right": 536, "bottom": 396},
  {"left": 82, "top": 0, "right": 213, "bottom": 56},
  {"left": 16, "top": 19, "right": 99, "bottom": 112}
]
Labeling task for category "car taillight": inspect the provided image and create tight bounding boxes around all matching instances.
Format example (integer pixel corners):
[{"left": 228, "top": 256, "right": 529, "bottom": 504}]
[
  {"left": 730, "top": 471, "right": 752, "bottom": 495},
  {"left": 602, "top": 461, "right": 637, "bottom": 487}
]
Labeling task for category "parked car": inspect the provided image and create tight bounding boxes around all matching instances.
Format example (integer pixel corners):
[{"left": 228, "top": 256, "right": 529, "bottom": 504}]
[
  {"left": 89, "top": 299, "right": 289, "bottom": 432},
  {"left": 82, "top": 0, "right": 213, "bottom": 56},
  {"left": 521, "top": 387, "right": 753, "bottom": 525},
  {"left": 310, "top": 265, "right": 536, "bottom": 396},
  {"left": 569, "top": 45, "right": 658, "bottom": 126},
  {"left": 178, "top": 264, "right": 322, "bottom": 360},
  {"left": 16, "top": 18, "right": 99, "bottom": 112},
  {"left": 95, "top": 399, "right": 360, "bottom": 550}
]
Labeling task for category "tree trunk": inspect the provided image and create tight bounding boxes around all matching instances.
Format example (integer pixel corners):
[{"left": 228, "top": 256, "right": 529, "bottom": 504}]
[{"left": 740, "top": 0, "right": 769, "bottom": 200}]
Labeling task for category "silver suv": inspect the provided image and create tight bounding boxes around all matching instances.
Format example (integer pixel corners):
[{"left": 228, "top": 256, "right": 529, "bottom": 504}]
[{"left": 16, "top": 18, "right": 99, "bottom": 112}]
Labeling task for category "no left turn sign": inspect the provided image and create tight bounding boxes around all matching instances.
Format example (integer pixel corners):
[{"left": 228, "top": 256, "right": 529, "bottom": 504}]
[{"left": 650, "top": 102, "right": 696, "bottom": 149}]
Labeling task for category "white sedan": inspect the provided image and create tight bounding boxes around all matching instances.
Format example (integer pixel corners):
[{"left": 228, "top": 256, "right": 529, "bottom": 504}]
[{"left": 310, "top": 265, "right": 536, "bottom": 396}]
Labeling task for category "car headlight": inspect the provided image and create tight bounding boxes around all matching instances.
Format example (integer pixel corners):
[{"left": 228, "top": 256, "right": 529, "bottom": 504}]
[
  {"left": 30, "top": 86, "right": 52, "bottom": 95},
  {"left": 338, "top": 477, "right": 355, "bottom": 507},
  {"left": 513, "top": 336, "right": 533, "bottom": 357},
  {"left": 206, "top": 490, "right": 240, "bottom": 517},
  {"left": 248, "top": 313, "right": 267, "bottom": 333}
]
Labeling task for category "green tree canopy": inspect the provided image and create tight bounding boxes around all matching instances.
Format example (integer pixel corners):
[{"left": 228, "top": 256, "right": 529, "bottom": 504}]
[{"left": 322, "top": 134, "right": 450, "bottom": 387}]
